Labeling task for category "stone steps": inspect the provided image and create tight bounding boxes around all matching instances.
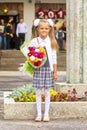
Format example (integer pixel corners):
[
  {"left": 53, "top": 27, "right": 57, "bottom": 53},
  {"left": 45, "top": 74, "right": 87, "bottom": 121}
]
[
  {"left": 0, "top": 50, "right": 26, "bottom": 71},
  {"left": 0, "top": 50, "right": 24, "bottom": 58},
  {"left": 0, "top": 50, "right": 66, "bottom": 71}
]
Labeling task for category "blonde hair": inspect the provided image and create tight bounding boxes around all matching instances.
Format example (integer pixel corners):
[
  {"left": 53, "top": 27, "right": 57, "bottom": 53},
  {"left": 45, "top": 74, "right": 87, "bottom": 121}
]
[{"left": 31, "top": 19, "right": 59, "bottom": 51}]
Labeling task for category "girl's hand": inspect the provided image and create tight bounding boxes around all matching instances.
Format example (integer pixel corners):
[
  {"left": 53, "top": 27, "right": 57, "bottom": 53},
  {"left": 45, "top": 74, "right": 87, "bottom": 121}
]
[{"left": 53, "top": 71, "right": 57, "bottom": 81}]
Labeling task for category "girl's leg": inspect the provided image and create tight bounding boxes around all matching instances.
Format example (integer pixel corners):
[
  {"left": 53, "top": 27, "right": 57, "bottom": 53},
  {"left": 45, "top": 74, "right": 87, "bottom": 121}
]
[
  {"left": 44, "top": 88, "right": 50, "bottom": 121},
  {"left": 35, "top": 88, "right": 42, "bottom": 121}
]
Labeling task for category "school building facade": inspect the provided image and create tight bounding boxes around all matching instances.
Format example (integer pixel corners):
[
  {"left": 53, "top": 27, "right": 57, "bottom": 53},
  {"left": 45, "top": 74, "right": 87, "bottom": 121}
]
[{"left": 0, "top": 0, "right": 66, "bottom": 40}]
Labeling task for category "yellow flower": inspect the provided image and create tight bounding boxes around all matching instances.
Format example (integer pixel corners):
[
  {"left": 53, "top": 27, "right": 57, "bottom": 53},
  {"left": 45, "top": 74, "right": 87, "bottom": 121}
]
[
  {"left": 32, "top": 95, "right": 36, "bottom": 102},
  {"left": 10, "top": 34, "right": 13, "bottom": 37},
  {"left": 7, "top": 23, "right": 11, "bottom": 26},
  {"left": 29, "top": 93, "right": 36, "bottom": 102},
  {"left": 50, "top": 89, "right": 57, "bottom": 96},
  {"left": 34, "top": 57, "right": 39, "bottom": 62},
  {"left": 22, "top": 91, "right": 27, "bottom": 96},
  {"left": 27, "top": 98, "right": 31, "bottom": 102},
  {"left": 39, "top": 47, "right": 43, "bottom": 51},
  {"left": 39, "top": 47, "right": 46, "bottom": 54},
  {"left": 19, "top": 97, "right": 24, "bottom": 102},
  {"left": 6, "top": 33, "right": 10, "bottom": 35},
  {"left": 27, "top": 58, "right": 31, "bottom": 62},
  {"left": 13, "top": 96, "right": 17, "bottom": 99}
]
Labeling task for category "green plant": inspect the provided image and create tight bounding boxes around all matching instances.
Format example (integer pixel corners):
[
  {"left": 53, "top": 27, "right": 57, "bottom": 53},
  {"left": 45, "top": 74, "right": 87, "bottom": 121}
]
[
  {"left": 7, "top": 85, "right": 71, "bottom": 102},
  {"left": 7, "top": 84, "right": 36, "bottom": 102}
]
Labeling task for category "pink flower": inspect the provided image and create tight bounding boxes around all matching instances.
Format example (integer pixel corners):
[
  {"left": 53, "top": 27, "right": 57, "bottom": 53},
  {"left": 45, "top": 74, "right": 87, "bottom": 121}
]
[
  {"left": 38, "top": 52, "right": 44, "bottom": 58},
  {"left": 32, "top": 46, "right": 36, "bottom": 50},
  {"left": 33, "top": 52, "right": 38, "bottom": 57}
]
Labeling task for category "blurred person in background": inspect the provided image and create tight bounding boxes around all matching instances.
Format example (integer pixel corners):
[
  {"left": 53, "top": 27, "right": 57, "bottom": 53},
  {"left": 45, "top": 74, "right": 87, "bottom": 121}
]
[
  {"left": 62, "top": 21, "right": 66, "bottom": 50},
  {"left": 6, "top": 17, "right": 14, "bottom": 49},
  {"left": 16, "top": 18, "right": 28, "bottom": 46},
  {"left": 0, "top": 19, "right": 7, "bottom": 49},
  {"left": 55, "top": 27, "right": 64, "bottom": 51}
]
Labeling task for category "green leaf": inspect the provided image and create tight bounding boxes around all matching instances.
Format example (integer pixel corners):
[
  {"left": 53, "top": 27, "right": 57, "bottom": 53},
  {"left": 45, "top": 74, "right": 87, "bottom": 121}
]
[{"left": 7, "top": 84, "right": 36, "bottom": 99}]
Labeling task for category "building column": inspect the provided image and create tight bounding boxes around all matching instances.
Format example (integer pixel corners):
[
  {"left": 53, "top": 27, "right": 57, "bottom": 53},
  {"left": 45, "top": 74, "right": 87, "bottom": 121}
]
[
  {"left": 83, "top": 0, "right": 87, "bottom": 83},
  {"left": 66, "top": 0, "right": 85, "bottom": 83}
]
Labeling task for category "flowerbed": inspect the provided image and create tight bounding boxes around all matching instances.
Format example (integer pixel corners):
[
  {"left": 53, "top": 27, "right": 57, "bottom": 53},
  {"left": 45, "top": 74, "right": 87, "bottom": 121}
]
[
  {"left": 4, "top": 84, "right": 87, "bottom": 119},
  {"left": 7, "top": 84, "right": 87, "bottom": 102},
  {"left": 4, "top": 91, "right": 87, "bottom": 119}
]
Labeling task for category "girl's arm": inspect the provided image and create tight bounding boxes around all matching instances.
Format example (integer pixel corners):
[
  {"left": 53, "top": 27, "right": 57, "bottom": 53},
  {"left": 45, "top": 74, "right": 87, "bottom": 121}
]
[
  {"left": 52, "top": 49, "right": 57, "bottom": 81},
  {"left": 53, "top": 64, "right": 57, "bottom": 81}
]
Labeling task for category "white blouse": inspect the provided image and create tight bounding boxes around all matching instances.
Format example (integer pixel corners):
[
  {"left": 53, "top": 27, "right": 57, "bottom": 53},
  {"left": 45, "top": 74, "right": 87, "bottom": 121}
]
[
  {"left": 16, "top": 22, "right": 28, "bottom": 35},
  {"left": 31, "top": 36, "right": 57, "bottom": 71}
]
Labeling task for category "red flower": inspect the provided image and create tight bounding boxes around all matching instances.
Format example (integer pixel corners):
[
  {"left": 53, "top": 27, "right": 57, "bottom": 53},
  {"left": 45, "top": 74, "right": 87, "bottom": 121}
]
[
  {"left": 34, "top": 62, "right": 38, "bottom": 66},
  {"left": 30, "top": 50, "right": 34, "bottom": 55},
  {"left": 28, "top": 47, "right": 32, "bottom": 50},
  {"left": 34, "top": 61, "right": 42, "bottom": 66},
  {"left": 38, "top": 61, "right": 42, "bottom": 66},
  {"left": 28, "top": 52, "right": 32, "bottom": 57},
  {"left": 28, "top": 46, "right": 36, "bottom": 51}
]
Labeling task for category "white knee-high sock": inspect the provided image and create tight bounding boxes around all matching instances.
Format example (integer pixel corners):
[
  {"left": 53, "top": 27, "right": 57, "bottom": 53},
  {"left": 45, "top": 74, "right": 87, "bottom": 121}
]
[
  {"left": 44, "top": 88, "right": 50, "bottom": 116},
  {"left": 36, "top": 88, "right": 42, "bottom": 116}
]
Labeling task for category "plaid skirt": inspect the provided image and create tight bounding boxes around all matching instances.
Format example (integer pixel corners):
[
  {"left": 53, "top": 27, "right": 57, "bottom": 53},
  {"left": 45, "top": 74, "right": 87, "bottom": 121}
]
[{"left": 33, "top": 67, "right": 54, "bottom": 89}]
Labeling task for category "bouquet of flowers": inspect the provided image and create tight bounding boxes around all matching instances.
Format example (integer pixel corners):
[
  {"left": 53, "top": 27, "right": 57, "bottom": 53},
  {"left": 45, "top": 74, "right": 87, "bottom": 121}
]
[
  {"left": 27, "top": 45, "right": 47, "bottom": 68},
  {"left": 20, "top": 41, "right": 47, "bottom": 75}
]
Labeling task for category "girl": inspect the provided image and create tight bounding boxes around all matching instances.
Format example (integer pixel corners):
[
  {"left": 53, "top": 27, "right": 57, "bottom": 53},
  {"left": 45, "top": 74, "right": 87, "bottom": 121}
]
[{"left": 31, "top": 19, "right": 58, "bottom": 122}]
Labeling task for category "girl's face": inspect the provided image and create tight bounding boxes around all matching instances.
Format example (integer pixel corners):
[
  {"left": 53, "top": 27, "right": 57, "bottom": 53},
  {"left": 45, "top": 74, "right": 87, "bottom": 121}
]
[{"left": 37, "top": 22, "right": 50, "bottom": 39}]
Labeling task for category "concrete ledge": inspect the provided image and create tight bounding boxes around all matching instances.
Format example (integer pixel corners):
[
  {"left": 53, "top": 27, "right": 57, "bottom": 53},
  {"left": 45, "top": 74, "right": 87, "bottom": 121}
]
[{"left": 4, "top": 92, "right": 87, "bottom": 119}]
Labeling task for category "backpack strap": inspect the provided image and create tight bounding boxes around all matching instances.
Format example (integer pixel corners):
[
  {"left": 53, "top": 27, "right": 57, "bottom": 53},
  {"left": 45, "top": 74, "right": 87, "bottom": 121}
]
[{"left": 37, "top": 38, "right": 40, "bottom": 45}]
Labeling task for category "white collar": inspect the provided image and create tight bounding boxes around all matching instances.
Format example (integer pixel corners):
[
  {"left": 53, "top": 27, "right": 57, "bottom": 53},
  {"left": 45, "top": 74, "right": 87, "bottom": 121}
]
[{"left": 38, "top": 36, "right": 50, "bottom": 44}]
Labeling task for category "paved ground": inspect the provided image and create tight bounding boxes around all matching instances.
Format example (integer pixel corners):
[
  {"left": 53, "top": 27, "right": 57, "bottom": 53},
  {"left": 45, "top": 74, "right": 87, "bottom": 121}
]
[
  {"left": 0, "top": 118, "right": 87, "bottom": 130},
  {"left": 0, "top": 71, "right": 87, "bottom": 130},
  {"left": 0, "top": 71, "right": 66, "bottom": 91}
]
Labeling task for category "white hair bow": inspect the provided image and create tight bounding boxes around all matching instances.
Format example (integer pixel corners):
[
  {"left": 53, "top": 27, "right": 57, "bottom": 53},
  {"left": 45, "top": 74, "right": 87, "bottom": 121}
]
[
  {"left": 33, "top": 19, "right": 40, "bottom": 27},
  {"left": 47, "top": 19, "right": 54, "bottom": 27},
  {"left": 34, "top": 19, "right": 54, "bottom": 27}
]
